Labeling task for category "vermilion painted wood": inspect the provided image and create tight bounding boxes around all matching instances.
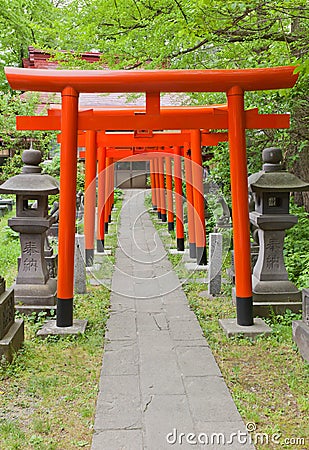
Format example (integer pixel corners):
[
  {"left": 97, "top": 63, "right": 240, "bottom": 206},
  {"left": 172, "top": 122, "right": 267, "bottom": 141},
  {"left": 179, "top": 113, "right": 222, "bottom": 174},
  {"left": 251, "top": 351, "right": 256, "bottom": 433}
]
[
  {"left": 84, "top": 130, "right": 97, "bottom": 256},
  {"left": 149, "top": 159, "right": 157, "bottom": 208},
  {"left": 61, "top": 131, "right": 228, "bottom": 148},
  {"left": 104, "top": 158, "right": 113, "bottom": 227},
  {"left": 165, "top": 156, "right": 174, "bottom": 225},
  {"left": 108, "top": 158, "right": 114, "bottom": 223},
  {"left": 4, "top": 65, "right": 299, "bottom": 326},
  {"left": 190, "top": 129, "right": 206, "bottom": 257},
  {"left": 228, "top": 87, "right": 252, "bottom": 299},
  {"left": 146, "top": 92, "right": 161, "bottom": 114},
  {"left": 174, "top": 146, "right": 185, "bottom": 241},
  {"left": 48, "top": 104, "right": 228, "bottom": 114},
  {"left": 158, "top": 156, "right": 167, "bottom": 220},
  {"left": 5, "top": 66, "right": 298, "bottom": 93},
  {"left": 97, "top": 146, "right": 107, "bottom": 244},
  {"left": 57, "top": 88, "right": 79, "bottom": 306},
  {"left": 184, "top": 147, "right": 196, "bottom": 255},
  {"left": 16, "top": 109, "right": 290, "bottom": 131},
  {"left": 153, "top": 158, "right": 161, "bottom": 216},
  {"left": 110, "top": 164, "right": 115, "bottom": 218}
]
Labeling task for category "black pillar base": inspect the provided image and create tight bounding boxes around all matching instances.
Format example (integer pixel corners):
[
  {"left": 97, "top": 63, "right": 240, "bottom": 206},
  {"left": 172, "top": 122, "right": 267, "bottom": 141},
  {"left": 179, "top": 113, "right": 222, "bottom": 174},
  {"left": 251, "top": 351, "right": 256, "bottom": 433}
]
[
  {"left": 158, "top": 211, "right": 162, "bottom": 220},
  {"left": 161, "top": 213, "right": 167, "bottom": 222},
  {"left": 236, "top": 297, "right": 253, "bottom": 326},
  {"left": 85, "top": 248, "right": 94, "bottom": 267},
  {"left": 189, "top": 242, "right": 196, "bottom": 259},
  {"left": 168, "top": 222, "right": 174, "bottom": 232},
  {"left": 104, "top": 222, "right": 109, "bottom": 234},
  {"left": 56, "top": 298, "right": 73, "bottom": 327},
  {"left": 177, "top": 238, "right": 185, "bottom": 252},
  {"left": 108, "top": 214, "right": 112, "bottom": 223},
  {"left": 152, "top": 204, "right": 157, "bottom": 211},
  {"left": 196, "top": 246, "right": 207, "bottom": 265},
  {"left": 97, "top": 239, "right": 104, "bottom": 252}
]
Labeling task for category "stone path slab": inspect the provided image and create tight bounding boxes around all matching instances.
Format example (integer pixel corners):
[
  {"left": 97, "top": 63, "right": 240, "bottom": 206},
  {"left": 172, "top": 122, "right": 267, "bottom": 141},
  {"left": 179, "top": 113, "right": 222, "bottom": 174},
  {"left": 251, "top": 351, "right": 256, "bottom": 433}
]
[{"left": 92, "top": 190, "right": 255, "bottom": 450}]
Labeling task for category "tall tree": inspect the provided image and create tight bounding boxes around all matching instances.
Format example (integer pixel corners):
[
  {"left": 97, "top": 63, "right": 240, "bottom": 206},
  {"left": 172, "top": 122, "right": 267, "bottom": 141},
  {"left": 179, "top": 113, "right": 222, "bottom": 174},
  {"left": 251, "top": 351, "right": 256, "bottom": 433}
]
[
  {"left": 1, "top": 0, "right": 308, "bottom": 206},
  {"left": 0, "top": 0, "right": 69, "bottom": 89}
]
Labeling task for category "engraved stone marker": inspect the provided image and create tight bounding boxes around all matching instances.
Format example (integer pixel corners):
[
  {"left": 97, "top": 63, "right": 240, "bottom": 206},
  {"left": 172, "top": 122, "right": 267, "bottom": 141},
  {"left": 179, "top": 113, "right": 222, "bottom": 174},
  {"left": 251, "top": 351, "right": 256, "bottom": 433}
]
[{"left": 0, "top": 276, "right": 24, "bottom": 362}]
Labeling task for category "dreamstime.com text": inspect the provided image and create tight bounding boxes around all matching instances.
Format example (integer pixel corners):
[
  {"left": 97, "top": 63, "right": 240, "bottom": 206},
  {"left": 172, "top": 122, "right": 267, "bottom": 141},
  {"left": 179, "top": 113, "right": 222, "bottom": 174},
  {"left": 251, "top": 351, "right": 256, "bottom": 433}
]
[{"left": 166, "top": 424, "right": 306, "bottom": 446}]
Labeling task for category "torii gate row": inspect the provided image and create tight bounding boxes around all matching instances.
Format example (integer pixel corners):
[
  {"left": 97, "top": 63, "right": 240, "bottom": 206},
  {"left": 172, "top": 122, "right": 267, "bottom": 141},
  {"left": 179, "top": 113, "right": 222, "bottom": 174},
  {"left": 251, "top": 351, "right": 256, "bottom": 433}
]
[
  {"left": 5, "top": 66, "right": 298, "bottom": 329},
  {"left": 60, "top": 128, "right": 230, "bottom": 148},
  {"left": 98, "top": 149, "right": 213, "bottom": 262},
  {"left": 76, "top": 132, "right": 229, "bottom": 267},
  {"left": 17, "top": 103, "right": 291, "bottom": 267},
  {"left": 19, "top": 108, "right": 290, "bottom": 274},
  {"left": 56, "top": 127, "right": 230, "bottom": 266}
]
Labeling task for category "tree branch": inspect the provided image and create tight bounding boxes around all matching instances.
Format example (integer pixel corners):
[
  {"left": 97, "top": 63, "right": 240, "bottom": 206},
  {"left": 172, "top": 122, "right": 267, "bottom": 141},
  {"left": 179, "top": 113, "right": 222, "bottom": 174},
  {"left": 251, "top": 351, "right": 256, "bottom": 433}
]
[
  {"left": 173, "top": 0, "right": 188, "bottom": 24},
  {"left": 170, "top": 37, "right": 210, "bottom": 58},
  {"left": 132, "top": 0, "right": 142, "bottom": 19},
  {"left": 125, "top": 60, "right": 145, "bottom": 70}
]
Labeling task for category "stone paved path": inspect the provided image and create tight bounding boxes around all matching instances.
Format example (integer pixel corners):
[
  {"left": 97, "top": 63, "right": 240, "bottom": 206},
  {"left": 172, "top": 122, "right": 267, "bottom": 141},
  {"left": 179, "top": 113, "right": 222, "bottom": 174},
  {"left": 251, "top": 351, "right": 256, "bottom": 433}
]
[{"left": 91, "top": 190, "right": 255, "bottom": 450}]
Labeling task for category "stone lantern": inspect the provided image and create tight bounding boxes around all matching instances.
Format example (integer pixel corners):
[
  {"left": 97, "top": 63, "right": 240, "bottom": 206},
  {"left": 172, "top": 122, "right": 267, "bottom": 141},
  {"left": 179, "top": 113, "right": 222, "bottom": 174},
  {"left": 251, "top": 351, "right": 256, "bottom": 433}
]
[
  {"left": 0, "top": 148, "right": 59, "bottom": 314},
  {"left": 248, "top": 147, "right": 309, "bottom": 316}
]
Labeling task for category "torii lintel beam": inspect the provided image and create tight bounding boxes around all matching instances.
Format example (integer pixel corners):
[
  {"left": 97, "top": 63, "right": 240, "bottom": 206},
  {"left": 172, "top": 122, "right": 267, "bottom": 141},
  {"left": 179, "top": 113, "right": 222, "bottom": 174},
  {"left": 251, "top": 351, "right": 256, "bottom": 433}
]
[
  {"left": 5, "top": 66, "right": 298, "bottom": 93},
  {"left": 16, "top": 108, "right": 290, "bottom": 132},
  {"left": 79, "top": 149, "right": 166, "bottom": 159},
  {"left": 58, "top": 131, "right": 228, "bottom": 147}
]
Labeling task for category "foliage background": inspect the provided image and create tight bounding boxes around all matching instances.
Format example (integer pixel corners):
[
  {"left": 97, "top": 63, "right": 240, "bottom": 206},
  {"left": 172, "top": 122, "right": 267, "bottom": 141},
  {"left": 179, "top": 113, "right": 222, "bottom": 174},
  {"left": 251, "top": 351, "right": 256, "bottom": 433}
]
[
  {"left": 0, "top": 0, "right": 308, "bottom": 204},
  {"left": 0, "top": 0, "right": 308, "bottom": 282}
]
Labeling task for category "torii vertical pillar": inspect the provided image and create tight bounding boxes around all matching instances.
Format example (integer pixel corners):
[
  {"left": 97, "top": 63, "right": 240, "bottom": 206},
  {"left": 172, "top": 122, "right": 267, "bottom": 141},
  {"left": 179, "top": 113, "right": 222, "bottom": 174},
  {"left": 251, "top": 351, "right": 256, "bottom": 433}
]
[
  {"left": 228, "top": 86, "right": 253, "bottom": 326},
  {"left": 174, "top": 146, "right": 185, "bottom": 251},
  {"left": 165, "top": 155, "right": 174, "bottom": 231},
  {"left": 158, "top": 156, "right": 167, "bottom": 222},
  {"left": 191, "top": 130, "right": 207, "bottom": 265},
  {"left": 154, "top": 158, "right": 161, "bottom": 219},
  {"left": 104, "top": 157, "right": 112, "bottom": 234},
  {"left": 149, "top": 159, "right": 157, "bottom": 210},
  {"left": 84, "top": 130, "right": 97, "bottom": 266},
  {"left": 97, "top": 146, "right": 107, "bottom": 252},
  {"left": 184, "top": 146, "right": 196, "bottom": 259},
  {"left": 109, "top": 164, "right": 115, "bottom": 221},
  {"left": 57, "top": 87, "right": 79, "bottom": 327}
]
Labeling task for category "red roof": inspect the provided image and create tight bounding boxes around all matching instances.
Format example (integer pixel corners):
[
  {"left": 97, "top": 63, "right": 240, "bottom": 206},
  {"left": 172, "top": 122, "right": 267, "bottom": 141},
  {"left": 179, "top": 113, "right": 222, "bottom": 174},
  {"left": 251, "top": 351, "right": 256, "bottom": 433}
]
[
  {"left": 22, "top": 46, "right": 103, "bottom": 69},
  {"left": 21, "top": 47, "right": 188, "bottom": 108}
]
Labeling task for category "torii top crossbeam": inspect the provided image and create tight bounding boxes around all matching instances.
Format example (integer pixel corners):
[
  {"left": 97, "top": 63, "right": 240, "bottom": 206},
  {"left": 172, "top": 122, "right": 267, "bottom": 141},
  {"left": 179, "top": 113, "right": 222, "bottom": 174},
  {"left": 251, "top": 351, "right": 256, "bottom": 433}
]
[
  {"left": 4, "top": 65, "right": 299, "bottom": 330},
  {"left": 5, "top": 66, "right": 297, "bottom": 92}
]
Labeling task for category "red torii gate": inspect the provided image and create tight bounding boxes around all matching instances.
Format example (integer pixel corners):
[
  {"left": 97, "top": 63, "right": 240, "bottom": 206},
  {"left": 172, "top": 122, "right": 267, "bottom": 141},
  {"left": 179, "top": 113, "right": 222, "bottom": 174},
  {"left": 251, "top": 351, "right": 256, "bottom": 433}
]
[
  {"left": 74, "top": 130, "right": 229, "bottom": 262},
  {"left": 20, "top": 104, "right": 290, "bottom": 264},
  {"left": 17, "top": 104, "right": 290, "bottom": 131},
  {"left": 55, "top": 124, "right": 230, "bottom": 261},
  {"left": 5, "top": 66, "right": 298, "bottom": 329}
]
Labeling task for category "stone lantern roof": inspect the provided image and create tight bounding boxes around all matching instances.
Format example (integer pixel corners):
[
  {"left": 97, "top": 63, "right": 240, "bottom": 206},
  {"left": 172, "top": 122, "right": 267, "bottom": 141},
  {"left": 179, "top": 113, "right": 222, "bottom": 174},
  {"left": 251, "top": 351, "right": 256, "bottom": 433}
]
[
  {"left": 249, "top": 147, "right": 309, "bottom": 193},
  {"left": 0, "top": 148, "right": 59, "bottom": 196}
]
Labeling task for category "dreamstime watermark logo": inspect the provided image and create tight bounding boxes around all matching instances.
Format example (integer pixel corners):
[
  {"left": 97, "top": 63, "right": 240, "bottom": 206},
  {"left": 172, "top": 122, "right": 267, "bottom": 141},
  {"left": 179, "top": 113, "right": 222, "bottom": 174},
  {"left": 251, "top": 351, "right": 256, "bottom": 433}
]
[
  {"left": 166, "top": 424, "right": 306, "bottom": 447},
  {"left": 83, "top": 151, "right": 232, "bottom": 297}
]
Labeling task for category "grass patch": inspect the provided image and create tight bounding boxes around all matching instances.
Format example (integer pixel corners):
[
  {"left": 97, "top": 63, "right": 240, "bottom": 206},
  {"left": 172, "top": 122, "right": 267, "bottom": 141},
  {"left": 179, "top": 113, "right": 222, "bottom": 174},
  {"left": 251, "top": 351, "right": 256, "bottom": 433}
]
[
  {"left": 0, "top": 207, "right": 20, "bottom": 286},
  {"left": 145, "top": 191, "right": 309, "bottom": 450},
  {"left": 188, "top": 291, "right": 309, "bottom": 449},
  {"left": 0, "top": 195, "right": 123, "bottom": 450},
  {"left": 0, "top": 286, "right": 110, "bottom": 450}
]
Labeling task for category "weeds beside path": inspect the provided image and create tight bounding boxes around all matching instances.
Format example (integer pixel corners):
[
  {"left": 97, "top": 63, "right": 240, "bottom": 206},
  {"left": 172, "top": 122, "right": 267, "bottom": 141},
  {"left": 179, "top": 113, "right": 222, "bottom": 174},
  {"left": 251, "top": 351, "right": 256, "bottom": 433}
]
[
  {"left": 0, "top": 197, "right": 122, "bottom": 450},
  {"left": 0, "top": 286, "right": 110, "bottom": 450},
  {"left": 0, "top": 286, "right": 109, "bottom": 450}
]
